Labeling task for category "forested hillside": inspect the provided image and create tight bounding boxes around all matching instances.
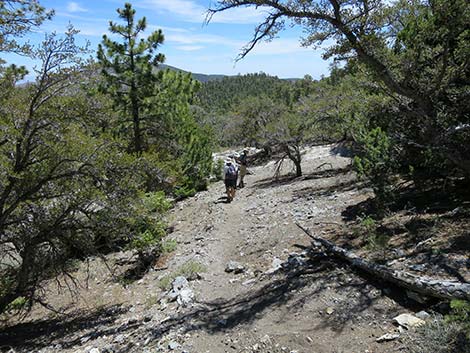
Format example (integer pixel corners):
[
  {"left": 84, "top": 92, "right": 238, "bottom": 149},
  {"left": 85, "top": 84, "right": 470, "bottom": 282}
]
[
  {"left": 160, "top": 64, "right": 227, "bottom": 83},
  {"left": 1, "top": 1, "right": 469, "bottom": 353}
]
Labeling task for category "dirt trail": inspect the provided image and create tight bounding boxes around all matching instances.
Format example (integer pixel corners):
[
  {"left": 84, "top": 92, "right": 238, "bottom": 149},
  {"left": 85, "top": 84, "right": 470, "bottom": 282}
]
[
  {"left": 158, "top": 145, "right": 405, "bottom": 353},
  {"left": 0, "top": 145, "right": 411, "bottom": 353}
]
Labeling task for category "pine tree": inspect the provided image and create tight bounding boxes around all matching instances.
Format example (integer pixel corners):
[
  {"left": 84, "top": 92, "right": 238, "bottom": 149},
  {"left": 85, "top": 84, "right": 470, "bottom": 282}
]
[
  {"left": 97, "top": 2, "right": 165, "bottom": 154},
  {"left": 0, "top": 0, "right": 53, "bottom": 53}
]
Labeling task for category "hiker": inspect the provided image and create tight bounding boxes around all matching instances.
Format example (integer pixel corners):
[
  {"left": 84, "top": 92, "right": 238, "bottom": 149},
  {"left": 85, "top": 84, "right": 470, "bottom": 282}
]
[
  {"left": 236, "top": 149, "right": 248, "bottom": 188},
  {"left": 224, "top": 159, "right": 238, "bottom": 202}
]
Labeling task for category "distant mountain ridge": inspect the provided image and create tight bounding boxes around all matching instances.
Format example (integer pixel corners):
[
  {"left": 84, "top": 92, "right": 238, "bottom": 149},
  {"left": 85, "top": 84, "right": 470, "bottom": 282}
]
[
  {"left": 160, "top": 64, "right": 300, "bottom": 82},
  {"left": 160, "top": 64, "right": 226, "bottom": 83}
]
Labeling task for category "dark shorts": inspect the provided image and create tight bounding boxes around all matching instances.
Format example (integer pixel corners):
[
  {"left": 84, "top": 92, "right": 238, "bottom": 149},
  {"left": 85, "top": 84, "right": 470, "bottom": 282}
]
[{"left": 225, "top": 178, "right": 237, "bottom": 188}]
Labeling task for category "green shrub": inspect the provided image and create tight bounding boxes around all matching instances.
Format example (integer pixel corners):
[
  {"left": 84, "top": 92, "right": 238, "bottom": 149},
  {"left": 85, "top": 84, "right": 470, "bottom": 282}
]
[
  {"left": 130, "top": 224, "right": 166, "bottom": 251},
  {"left": 6, "top": 297, "right": 29, "bottom": 312},
  {"left": 365, "top": 233, "right": 390, "bottom": 251},
  {"left": 142, "top": 191, "right": 172, "bottom": 213},
  {"left": 446, "top": 300, "right": 470, "bottom": 335},
  {"left": 406, "top": 316, "right": 470, "bottom": 353},
  {"left": 353, "top": 215, "right": 389, "bottom": 251},
  {"left": 128, "top": 191, "right": 171, "bottom": 252},
  {"left": 212, "top": 158, "right": 224, "bottom": 181},
  {"left": 174, "top": 185, "right": 196, "bottom": 200},
  {"left": 353, "top": 127, "right": 397, "bottom": 212},
  {"left": 360, "top": 216, "right": 376, "bottom": 233},
  {"left": 161, "top": 238, "right": 177, "bottom": 254}
]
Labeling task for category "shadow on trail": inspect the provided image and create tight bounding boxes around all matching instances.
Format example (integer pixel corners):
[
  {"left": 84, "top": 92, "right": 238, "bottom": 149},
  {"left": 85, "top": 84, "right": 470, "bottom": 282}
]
[
  {"left": 146, "top": 254, "right": 424, "bottom": 339},
  {"left": 292, "top": 178, "right": 369, "bottom": 201},
  {"left": 0, "top": 255, "right": 428, "bottom": 352},
  {"left": 0, "top": 304, "right": 130, "bottom": 352},
  {"left": 146, "top": 258, "right": 333, "bottom": 340},
  {"left": 343, "top": 179, "right": 470, "bottom": 222},
  {"left": 214, "top": 196, "right": 231, "bottom": 204},
  {"left": 253, "top": 166, "right": 354, "bottom": 190}
]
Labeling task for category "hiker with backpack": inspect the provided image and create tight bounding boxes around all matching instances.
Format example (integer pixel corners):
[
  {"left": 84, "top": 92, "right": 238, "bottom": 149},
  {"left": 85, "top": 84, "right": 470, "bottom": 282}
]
[
  {"left": 236, "top": 149, "right": 248, "bottom": 188},
  {"left": 224, "top": 159, "right": 238, "bottom": 202}
]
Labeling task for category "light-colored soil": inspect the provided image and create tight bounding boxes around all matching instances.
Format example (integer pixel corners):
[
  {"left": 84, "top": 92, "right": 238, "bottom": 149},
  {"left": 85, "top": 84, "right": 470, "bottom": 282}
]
[{"left": 1, "top": 145, "right": 426, "bottom": 353}]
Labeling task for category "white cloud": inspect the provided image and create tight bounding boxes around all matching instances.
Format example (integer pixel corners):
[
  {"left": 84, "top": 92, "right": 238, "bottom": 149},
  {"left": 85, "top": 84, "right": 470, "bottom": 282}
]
[
  {"left": 137, "top": 0, "right": 204, "bottom": 22},
  {"left": 136, "top": 0, "right": 266, "bottom": 24},
  {"left": 66, "top": 2, "right": 88, "bottom": 13},
  {"left": 176, "top": 45, "right": 204, "bottom": 51},
  {"left": 166, "top": 32, "right": 241, "bottom": 47}
]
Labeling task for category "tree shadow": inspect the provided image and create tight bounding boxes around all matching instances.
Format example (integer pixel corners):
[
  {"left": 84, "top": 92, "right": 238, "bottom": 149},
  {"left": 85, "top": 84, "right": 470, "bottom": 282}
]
[
  {"left": 330, "top": 143, "right": 355, "bottom": 158},
  {"left": 0, "top": 304, "right": 130, "bottom": 352},
  {"left": 343, "top": 180, "right": 470, "bottom": 222},
  {"left": 292, "top": 177, "right": 366, "bottom": 201},
  {"left": 1, "top": 254, "right": 430, "bottom": 352},
  {"left": 253, "top": 166, "right": 354, "bottom": 190},
  {"left": 309, "top": 261, "right": 432, "bottom": 334},
  {"left": 145, "top": 253, "right": 425, "bottom": 340},
  {"left": 116, "top": 248, "right": 161, "bottom": 283},
  {"left": 146, "top": 259, "right": 332, "bottom": 340}
]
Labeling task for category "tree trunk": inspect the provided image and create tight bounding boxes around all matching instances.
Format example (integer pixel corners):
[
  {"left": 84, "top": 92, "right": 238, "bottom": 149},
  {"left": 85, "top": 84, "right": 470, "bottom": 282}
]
[
  {"left": 294, "top": 159, "right": 302, "bottom": 177},
  {"left": 285, "top": 144, "right": 302, "bottom": 177},
  {"left": 297, "top": 224, "right": 470, "bottom": 301},
  {"left": 132, "top": 100, "right": 141, "bottom": 154}
]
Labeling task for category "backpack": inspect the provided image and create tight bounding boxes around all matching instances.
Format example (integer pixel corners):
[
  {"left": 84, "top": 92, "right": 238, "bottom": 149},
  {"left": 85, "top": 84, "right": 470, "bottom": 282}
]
[
  {"left": 239, "top": 153, "right": 247, "bottom": 166},
  {"left": 226, "top": 164, "right": 237, "bottom": 179}
]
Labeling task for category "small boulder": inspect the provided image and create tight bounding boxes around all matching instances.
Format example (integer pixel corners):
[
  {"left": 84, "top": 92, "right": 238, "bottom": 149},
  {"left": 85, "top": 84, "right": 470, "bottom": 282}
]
[
  {"left": 225, "top": 261, "right": 245, "bottom": 274},
  {"left": 167, "top": 276, "right": 194, "bottom": 306},
  {"left": 265, "top": 258, "right": 283, "bottom": 274},
  {"left": 393, "top": 313, "right": 425, "bottom": 329},
  {"left": 177, "top": 288, "right": 195, "bottom": 307},
  {"left": 172, "top": 276, "right": 189, "bottom": 291},
  {"left": 168, "top": 341, "right": 180, "bottom": 350},
  {"left": 415, "top": 310, "right": 431, "bottom": 320}
]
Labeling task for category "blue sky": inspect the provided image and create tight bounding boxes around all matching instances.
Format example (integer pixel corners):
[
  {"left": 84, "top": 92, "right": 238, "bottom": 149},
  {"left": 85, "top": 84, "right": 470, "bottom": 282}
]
[{"left": 3, "top": 0, "right": 332, "bottom": 79}]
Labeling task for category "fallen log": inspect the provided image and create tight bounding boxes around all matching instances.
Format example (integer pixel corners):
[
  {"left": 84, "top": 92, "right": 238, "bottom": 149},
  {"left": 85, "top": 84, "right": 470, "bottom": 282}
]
[{"left": 296, "top": 223, "right": 470, "bottom": 301}]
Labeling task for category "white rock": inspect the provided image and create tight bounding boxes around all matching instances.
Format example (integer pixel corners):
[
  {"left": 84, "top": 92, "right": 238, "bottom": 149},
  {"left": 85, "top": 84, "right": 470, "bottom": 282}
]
[
  {"left": 168, "top": 341, "right": 180, "bottom": 350},
  {"left": 242, "top": 279, "right": 256, "bottom": 286},
  {"left": 172, "top": 276, "right": 189, "bottom": 290},
  {"left": 376, "top": 333, "right": 400, "bottom": 342},
  {"left": 177, "top": 288, "right": 195, "bottom": 307},
  {"left": 415, "top": 310, "right": 431, "bottom": 320},
  {"left": 265, "top": 258, "right": 283, "bottom": 274},
  {"left": 393, "top": 313, "right": 425, "bottom": 329},
  {"left": 113, "top": 334, "right": 126, "bottom": 344},
  {"left": 225, "top": 261, "right": 245, "bottom": 274}
]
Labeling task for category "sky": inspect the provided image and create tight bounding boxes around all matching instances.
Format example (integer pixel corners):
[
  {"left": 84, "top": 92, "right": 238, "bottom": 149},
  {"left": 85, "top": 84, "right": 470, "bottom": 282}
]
[{"left": 2, "top": 0, "right": 332, "bottom": 79}]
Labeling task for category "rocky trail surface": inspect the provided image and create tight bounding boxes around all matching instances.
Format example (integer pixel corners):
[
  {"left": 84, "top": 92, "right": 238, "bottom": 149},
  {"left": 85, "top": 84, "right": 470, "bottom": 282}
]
[{"left": 1, "top": 145, "right": 426, "bottom": 353}]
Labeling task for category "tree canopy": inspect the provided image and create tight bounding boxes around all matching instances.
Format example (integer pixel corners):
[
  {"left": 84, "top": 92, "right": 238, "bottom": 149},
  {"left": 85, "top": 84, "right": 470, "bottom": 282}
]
[{"left": 209, "top": 0, "right": 469, "bottom": 185}]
